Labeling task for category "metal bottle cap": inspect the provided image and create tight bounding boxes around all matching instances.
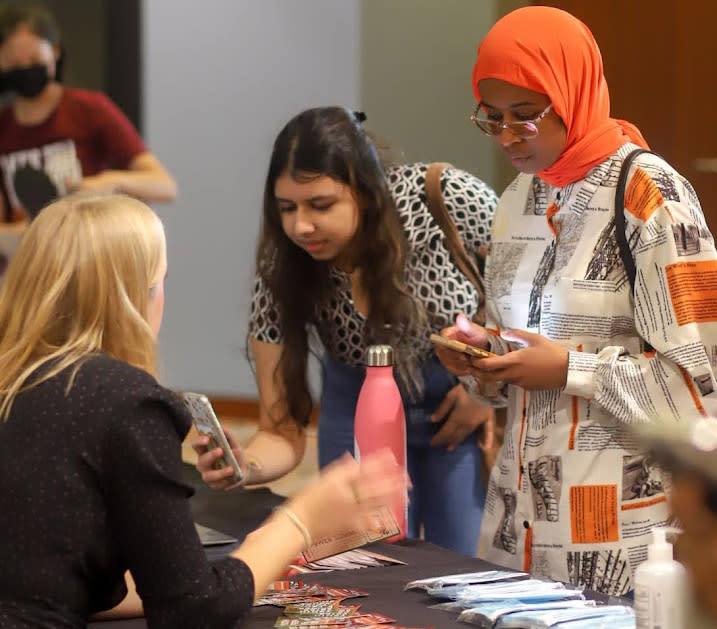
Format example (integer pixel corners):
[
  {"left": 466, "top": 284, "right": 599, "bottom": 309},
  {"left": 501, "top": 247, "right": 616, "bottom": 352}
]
[{"left": 365, "top": 344, "right": 394, "bottom": 367}]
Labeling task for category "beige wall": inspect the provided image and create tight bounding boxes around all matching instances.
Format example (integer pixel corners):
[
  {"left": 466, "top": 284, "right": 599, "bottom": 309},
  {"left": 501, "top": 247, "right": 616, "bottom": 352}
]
[
  {"left": 361, "top": 0, "right": 529, "bottom": 194},
  {"left": 144, "top": 0, "right": 361, "bottom": 395},
  {"left": 360, "top": 0, "right": 497, "bottom": 188}
]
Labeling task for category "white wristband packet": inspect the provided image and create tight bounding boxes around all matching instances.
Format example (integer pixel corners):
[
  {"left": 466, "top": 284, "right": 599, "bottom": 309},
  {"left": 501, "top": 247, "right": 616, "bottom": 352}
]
[
  {"left": 456, "top": 600, "right": 596, "bottom": 628},
  {"left": 495, "top": 604, "right": 634, "bottom": 629},
  {"left": 405, "top": 570, "right": 528, "bottom": 592}
]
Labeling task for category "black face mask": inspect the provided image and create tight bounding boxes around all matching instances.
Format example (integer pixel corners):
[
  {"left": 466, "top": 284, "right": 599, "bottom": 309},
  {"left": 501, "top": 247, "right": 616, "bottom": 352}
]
[{"left": 0, "top": 64, "right": 50, "bottom": 98}]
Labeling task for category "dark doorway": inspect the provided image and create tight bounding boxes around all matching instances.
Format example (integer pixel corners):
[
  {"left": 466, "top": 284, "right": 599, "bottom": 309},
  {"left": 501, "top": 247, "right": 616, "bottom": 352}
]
[{"left": 537, "top": 0, "right": 717, "bottom": 231}]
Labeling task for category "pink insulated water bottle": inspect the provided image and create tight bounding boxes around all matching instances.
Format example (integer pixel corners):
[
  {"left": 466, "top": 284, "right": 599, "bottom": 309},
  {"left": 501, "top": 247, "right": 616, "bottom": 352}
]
[{"left": 354, "top": 345, "right": 407, "bottom": 541}]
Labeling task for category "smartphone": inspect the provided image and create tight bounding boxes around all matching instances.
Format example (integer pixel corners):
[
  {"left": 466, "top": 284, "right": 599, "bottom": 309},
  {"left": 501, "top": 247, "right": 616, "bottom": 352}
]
[
  {"left": 182, "top": 392, "right": 245, "bottom": 485},
  {"left": 429, "top": 333, "right": 497, "bottom": 359}
]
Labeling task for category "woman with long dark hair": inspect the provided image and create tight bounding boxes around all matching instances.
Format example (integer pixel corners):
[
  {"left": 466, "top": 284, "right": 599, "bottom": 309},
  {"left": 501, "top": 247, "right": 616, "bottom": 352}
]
[{"left": 196, "top": 106, "right": 498, "bottom": 556}]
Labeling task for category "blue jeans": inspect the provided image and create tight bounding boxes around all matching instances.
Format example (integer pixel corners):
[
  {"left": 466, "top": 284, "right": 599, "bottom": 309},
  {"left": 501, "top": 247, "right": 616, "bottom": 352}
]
[{"left": 318, "top": 355, "right": 485, "bottom": 556}]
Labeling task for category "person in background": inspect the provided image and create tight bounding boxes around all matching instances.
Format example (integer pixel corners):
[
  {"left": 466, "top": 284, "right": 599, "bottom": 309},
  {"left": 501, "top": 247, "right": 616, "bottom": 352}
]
[
  {"left": 0, "top": 193, "right": 403, "bottom": 627},
  {"left": 195, "top": 106, "right": 498, "bottom": 556},
  {"left": 435, "top": 6, "right": 717, "bottom": 594},
  {"left": 0, "top": 1, "right": 176, "bottom": 275}
]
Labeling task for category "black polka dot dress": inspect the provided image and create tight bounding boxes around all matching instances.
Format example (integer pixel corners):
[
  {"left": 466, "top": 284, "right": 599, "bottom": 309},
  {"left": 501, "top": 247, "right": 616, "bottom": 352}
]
[{"left": 0, "top": 355, "right": 254, "bottom": 628}]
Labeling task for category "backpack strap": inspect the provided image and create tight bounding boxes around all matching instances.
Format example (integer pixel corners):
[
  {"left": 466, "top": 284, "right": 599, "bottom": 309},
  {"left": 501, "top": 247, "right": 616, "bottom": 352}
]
[
  {"left": 424, "top": 162, "right": 485, "bottom": 303},
  {"left": 615, "top": 148, "right": 656, "bottom": 353}
]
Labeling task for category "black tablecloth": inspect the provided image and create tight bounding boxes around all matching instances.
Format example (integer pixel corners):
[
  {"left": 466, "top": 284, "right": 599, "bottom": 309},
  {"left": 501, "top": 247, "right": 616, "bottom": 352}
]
[
  {"left": 248, "top": 539, "right": 522, "bottom": 628},
  {"left": 91, "top": 465, "right": 624, "bottom": 627},
  {"left": 92, "top": 538, "right": 517, "bottom": 628}
]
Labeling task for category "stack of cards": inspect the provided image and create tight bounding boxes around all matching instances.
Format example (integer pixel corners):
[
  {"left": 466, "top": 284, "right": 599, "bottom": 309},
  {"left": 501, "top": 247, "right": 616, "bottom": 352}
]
[
  {"left": 300, "top": 506, "right": 401, "bottom": 564},
  {"left": 257, "top": 580, "right": 434, "bottom": 628},
  {"left": 404, "top": 570, "right": 528, "bottom": 592},
  {"left": 291, "top": 548, "right": 406, "bottom": 574},
  {"left": 256, "top": 581, "right": 369, "bottom": 607}
]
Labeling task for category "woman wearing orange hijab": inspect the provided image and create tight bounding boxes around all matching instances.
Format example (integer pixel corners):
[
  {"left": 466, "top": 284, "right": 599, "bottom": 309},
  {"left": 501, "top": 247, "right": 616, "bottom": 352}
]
[{"left": 436, "top": 6, "right": 717, "bottom": 595}]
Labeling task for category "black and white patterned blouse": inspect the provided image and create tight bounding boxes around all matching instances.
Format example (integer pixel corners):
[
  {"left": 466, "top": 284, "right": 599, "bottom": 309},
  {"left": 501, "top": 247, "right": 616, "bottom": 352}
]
[{"left": 249, "top": 163, "right": 497, "bottom": 366}]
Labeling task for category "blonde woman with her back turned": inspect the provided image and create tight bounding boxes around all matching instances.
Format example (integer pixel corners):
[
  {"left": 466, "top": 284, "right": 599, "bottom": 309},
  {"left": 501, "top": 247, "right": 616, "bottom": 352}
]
[{"left": 0, "top": 193, "right": 403, "bottom": 628}]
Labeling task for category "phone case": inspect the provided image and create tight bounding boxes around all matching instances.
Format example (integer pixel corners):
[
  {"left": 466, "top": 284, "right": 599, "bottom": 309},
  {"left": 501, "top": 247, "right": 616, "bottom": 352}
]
[
  {"left": 429, "top": 333, "right": 496, "bottom": 358},
  {"left": 182, "top": 392, "right": 244, "bottom": 484}
]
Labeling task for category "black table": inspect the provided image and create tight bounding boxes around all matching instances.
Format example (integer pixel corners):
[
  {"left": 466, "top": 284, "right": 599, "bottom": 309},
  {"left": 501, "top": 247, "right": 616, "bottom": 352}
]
[
  {"left": 92, "top": 466, "right": 623, "bottom": 627},
  {"left": 248, "top": 539, "right": 540, "bottom": 628}
]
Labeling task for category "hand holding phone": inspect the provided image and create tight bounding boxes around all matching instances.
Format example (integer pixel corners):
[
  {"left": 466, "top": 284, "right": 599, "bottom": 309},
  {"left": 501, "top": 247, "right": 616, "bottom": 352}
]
[
  {"left": 183, "top": 392, "right": 247, "bottom": 486},
  {"left": 429, "top": 333, "right": 497, "bottom": 359}
]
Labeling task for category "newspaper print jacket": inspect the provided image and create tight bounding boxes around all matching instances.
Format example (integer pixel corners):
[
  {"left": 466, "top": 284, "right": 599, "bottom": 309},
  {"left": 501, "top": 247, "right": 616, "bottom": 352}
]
[{"left": 477, "top": 143, "right": 717, "bottom": 595}]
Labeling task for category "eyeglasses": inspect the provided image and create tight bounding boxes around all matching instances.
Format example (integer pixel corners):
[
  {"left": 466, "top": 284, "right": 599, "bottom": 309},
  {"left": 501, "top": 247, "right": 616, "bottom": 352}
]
[{"left": 470, "top": 102, "right": 553, "bottom": 139}]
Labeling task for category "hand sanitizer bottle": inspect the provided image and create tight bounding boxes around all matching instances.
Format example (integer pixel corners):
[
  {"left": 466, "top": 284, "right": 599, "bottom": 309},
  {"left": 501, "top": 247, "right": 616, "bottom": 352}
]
[
  {"left": 634, "top": 526, "right": 687, "bottom": 629},
  {"left": 354, "top": 345, "right": 407, "bottom": 541}
]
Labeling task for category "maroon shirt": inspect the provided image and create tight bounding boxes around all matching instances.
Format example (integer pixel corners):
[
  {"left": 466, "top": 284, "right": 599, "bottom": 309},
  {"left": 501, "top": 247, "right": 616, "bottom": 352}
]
[{"left": 0, "top": 87, "right": 147, "bottom": 221}]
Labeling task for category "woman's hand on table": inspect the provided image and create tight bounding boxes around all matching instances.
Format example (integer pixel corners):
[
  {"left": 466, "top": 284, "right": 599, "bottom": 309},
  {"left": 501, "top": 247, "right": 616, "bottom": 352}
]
[
  {"left": 234, "top": 449, "right": 408, "bottom": 599},
  {"left": 286, "top": 449, "right": 407, "bottom": 544}
]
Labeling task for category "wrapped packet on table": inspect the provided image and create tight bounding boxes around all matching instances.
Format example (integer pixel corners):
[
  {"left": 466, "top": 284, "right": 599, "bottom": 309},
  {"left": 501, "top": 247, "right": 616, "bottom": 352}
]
[
  {"left": 457, "top": 599, "right": 596, "bottom": 628},
  {"left": 427, "top": 578, "right": 573, "bottom": 602},
  {"left": 429, "top": 600, "right": 475, "bottom": 613},
  {"left": 555, "top": 616, "right": 635, "bottom": 628},
  {"left": 494, "top": 604, "right": 634, "bottom": 628},
  {"left": 404, "top": 570, "right": 527, "bottom": 592}
]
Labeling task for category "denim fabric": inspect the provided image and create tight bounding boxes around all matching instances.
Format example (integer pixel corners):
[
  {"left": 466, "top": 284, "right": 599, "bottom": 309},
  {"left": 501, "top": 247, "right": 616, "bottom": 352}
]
[{"left": 318, "top": 355, "right": 485, "bottom": 556}]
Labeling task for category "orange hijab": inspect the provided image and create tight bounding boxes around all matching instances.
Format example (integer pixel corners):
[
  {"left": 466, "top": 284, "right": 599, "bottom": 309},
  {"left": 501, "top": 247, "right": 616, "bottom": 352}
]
[{"left": 472, "top": 6, "right": 648, "bottom": 188}]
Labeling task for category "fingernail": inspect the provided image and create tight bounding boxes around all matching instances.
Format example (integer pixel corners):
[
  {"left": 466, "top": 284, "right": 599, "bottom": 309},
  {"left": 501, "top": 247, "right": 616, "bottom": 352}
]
[{"left": 457, "top": 314, "right": 472, "bottom": 333}]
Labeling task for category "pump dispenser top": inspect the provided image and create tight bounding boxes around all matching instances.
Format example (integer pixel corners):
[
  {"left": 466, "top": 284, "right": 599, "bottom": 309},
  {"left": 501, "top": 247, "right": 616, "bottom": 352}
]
[{"left": 647, "top": 526, "right": 678, "bottom": 562}]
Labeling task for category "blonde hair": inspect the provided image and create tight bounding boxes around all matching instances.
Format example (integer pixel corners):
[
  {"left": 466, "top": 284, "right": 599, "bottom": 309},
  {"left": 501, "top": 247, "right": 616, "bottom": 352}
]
[{"left": 0, "top": 193, "right": 167, "bottom": 419}]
